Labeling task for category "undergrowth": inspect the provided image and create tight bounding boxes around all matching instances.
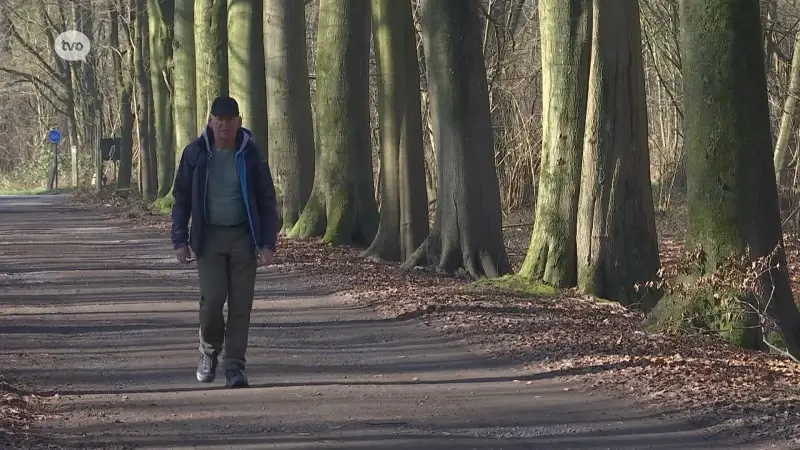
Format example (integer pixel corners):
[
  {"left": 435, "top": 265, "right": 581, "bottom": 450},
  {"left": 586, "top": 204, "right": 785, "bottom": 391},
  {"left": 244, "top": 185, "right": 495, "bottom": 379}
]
[{"left": 643, "top": 243, "right": 790, "bottom": 356}]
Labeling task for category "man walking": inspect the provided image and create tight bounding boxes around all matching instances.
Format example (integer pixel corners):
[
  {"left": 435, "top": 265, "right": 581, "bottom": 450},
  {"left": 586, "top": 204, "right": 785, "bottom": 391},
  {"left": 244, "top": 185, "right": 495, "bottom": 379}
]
[{"left": 171, "top": 96, "right": 278, "bottom": 388}]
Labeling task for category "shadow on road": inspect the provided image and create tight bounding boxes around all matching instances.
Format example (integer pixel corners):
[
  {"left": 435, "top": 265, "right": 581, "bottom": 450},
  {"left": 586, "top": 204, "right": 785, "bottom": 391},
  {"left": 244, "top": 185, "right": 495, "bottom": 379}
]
[{"left": 0, "top": 196, "right": 769, "bottom": 449}]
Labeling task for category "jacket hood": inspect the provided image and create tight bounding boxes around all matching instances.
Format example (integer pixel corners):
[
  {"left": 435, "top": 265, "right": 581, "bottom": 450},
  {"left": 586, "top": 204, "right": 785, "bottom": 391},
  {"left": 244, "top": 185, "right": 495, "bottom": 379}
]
[{"left": 201, "top": 125, "right": 254, "bottom": 154}]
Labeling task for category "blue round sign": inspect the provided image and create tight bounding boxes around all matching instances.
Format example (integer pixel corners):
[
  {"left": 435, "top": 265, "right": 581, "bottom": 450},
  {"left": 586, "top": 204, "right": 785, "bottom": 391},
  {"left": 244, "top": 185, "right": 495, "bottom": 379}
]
[{"left": 47, "top": 128, "right": 62, "bottom": 145}]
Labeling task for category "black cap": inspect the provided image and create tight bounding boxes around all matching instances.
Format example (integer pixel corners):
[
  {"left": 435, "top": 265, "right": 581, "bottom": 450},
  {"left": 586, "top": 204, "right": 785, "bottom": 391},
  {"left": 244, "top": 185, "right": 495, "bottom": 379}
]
[{"left": 210, "top": 96, "right": 240, "bottom": 117}]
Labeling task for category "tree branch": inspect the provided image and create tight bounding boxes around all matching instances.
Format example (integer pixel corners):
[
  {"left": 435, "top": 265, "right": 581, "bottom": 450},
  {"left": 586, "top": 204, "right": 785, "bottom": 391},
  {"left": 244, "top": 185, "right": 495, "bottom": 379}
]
[
  {"left": 7, "top": 22, "right": 64, "bottom": 83},
  {"left": 0, "top": 67, "right": 66, "bottom": 114}
]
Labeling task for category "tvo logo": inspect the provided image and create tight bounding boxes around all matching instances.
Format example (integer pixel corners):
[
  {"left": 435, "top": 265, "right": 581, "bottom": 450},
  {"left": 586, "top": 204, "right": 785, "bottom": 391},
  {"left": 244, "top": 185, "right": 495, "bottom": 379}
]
[{"left": 54, "top": 30, "right": 91, "bottom": 61}]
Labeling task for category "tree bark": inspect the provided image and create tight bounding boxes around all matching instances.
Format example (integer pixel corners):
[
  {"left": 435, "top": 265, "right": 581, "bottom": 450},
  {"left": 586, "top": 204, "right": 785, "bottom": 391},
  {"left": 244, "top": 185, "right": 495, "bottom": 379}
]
[
  {"left": 148, "top": 0, "right": 175, "bottom": 198},
  {"left": 519, "top": 0, "right": 592, "bottom": 287},
  {"left": 112, "top": 6, "right": 134, "bottom": 189},
  {"left": 576, "top": 0, "right": 659, "bottom": 307},
  {"left": 773, "top": 29, "right": 800, "bottom": 182},
  {"left": 134, "top": 0, "right": 156, "bottom": 200},
  {"left": 402, "top": 0, "right": 510, "bottom": 278},
  {"left": 264, "top": 0, "right": 315, "bottom": 233},
  {"left": 147, "top": 76, "right": 159, "bottom": 192},
  {"left": 363, "top": 0, "right": 429, "bottom": 262},
  {"left": 194, "top": 0, "right": 227, "bottom": 129},
  {"left": 68, "top": 2, "right": 102, "bottom": 191},
  {"left": 288, "top": 0, "right": 378, "bottom": 246},
  {"left": 682, "top": 0, "right": 800, "bottom": 357},
  {"left": 173, "top": 0, "right": 198, "bottom": 161},
  {"left": 228, "top": 0, "right": 268, "bottom": 155}
]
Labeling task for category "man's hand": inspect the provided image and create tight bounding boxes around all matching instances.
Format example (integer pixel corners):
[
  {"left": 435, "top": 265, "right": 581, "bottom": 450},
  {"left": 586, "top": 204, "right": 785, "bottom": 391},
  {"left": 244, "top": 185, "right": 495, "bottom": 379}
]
[
  {"left": 257, "top": 248, "right": 274, "bottom": 267},
  {"left": 176, "top": 245, "right": 191, "bottom": 264}
]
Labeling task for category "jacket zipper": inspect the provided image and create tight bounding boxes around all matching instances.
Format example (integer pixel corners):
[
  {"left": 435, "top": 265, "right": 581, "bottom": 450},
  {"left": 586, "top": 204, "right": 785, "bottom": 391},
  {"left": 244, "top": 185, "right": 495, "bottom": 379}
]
[{"left": 204, "top": 150, "right": 211, "bottom": 221}]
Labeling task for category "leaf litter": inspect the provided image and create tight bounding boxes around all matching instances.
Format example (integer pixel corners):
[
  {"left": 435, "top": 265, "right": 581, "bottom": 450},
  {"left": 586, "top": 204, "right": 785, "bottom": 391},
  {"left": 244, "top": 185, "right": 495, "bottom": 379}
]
[{"left": 0, "top": 377, "right": 60, "bottom": 449}]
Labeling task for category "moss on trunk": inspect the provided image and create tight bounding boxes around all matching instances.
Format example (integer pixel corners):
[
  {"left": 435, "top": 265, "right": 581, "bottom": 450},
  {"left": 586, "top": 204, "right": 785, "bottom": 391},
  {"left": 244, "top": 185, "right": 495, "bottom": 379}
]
[
  {"left": 148, "top": 0, "right": 175, "bottom": 198},
  {"left": 649, "top": 288, "right": 764, "bottom": 350},
  {"left": 288, "top": 0, "right": 377, "bottom": 246},
  {"left": 519, "top": 0, "right": 592, "bottom": 287},
  {"left": 288, "top": 188, "right": 327, "bottom": 239},
  {"left": 681, "top": 0, "right": 800, "bottom": 357}
]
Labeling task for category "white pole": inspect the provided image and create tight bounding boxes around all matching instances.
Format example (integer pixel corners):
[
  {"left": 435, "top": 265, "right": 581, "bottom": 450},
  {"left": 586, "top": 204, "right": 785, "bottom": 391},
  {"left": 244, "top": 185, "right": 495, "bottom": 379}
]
[{"left": 71, "top": 145, "right": 78, "bottom": 187}]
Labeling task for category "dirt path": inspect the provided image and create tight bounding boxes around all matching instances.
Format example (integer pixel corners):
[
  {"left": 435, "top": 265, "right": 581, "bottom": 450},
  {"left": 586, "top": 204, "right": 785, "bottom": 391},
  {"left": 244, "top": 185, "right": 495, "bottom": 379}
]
[{"left": 0, "top": 195, "right": 781, "bottom": 449}]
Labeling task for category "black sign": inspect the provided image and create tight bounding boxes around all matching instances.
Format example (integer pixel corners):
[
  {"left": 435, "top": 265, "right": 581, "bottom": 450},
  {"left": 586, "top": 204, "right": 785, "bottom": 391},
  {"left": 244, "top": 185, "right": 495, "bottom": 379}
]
[{"left": 100, "top": 137, "right": 121, "bottom": 161}]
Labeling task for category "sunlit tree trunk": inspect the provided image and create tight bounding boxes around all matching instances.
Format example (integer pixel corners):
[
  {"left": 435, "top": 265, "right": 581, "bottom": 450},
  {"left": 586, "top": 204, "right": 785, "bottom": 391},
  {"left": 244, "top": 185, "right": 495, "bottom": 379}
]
[
  {"left": 288, "top": 0, "right": 378, "bottom": 246},
  {"left": 519, "top": 0, "right": 592, "bottom": 287},
  {"left": 228, "top": 0, "right": 267, "bottom": 154},
  {"left": 148, "top": 0, "right": 175, "bottom": 197},
  {"left": 195, "top": 0, "right": 227, "bottom": 128},
  {"left": 264, "top": 0, "right": 315, "bottom": 232}
]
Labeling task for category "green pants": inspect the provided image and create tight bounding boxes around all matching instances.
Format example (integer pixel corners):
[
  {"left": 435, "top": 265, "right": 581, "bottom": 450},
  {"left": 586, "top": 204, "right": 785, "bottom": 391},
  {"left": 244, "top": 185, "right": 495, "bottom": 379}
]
[{"left": 197, "top": 223, "right": 257, "bottom": 371}]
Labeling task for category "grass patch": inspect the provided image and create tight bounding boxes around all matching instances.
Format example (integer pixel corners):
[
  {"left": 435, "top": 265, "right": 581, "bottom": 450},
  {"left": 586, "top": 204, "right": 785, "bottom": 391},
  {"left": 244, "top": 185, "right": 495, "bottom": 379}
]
[
  {"left": 469, "top": 274, "right": 558, "bottom": 297},
  {"left": 0, "top": 187, "right": 74, "bottom": 195}
]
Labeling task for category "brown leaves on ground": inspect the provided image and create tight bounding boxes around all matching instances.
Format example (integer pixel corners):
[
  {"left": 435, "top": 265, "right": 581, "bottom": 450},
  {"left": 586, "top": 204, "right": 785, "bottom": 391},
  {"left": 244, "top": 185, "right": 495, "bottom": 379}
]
[
  {"left": 0, "top": 377, "right": 57, "bottom": 450},
  {"left": 55, "top": 192, "right": 800, "bottom": 444},
  {"left": 271, "top": 239, "right": 800, "bottom": 443}
]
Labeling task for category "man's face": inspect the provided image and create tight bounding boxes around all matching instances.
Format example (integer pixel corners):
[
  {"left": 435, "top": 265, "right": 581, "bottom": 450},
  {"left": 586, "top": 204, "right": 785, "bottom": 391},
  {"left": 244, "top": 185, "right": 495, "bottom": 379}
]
[{"left": 209, "top": 114, "right": 241, "bottom": 142}]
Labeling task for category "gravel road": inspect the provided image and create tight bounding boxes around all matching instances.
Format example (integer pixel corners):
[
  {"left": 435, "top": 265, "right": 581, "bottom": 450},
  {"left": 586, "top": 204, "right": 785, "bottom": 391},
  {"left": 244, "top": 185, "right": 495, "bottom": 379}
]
[{"left": 0, "top": 195, "right": 778, "bottom": 449}]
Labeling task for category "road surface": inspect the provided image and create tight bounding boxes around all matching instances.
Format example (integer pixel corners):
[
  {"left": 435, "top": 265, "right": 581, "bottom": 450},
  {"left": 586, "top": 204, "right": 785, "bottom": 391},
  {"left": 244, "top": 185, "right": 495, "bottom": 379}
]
[{"left": 0, "top": 195, "right": 774, "bottom": 449}]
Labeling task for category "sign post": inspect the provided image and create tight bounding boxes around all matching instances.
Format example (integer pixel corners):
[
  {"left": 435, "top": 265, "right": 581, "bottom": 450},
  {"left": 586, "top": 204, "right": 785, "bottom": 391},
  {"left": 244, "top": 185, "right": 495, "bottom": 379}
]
[
  {"left": 71, "top": 145, "right": 78, "bottom": 187},
  {"left": 47, "top": 128, "right": 62, "bottom": 191}
]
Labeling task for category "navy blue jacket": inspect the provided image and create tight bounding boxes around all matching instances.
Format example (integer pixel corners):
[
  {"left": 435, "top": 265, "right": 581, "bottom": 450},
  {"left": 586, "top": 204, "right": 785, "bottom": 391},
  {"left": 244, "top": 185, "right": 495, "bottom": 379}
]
[{"left": 171, "top": 126, "right": 278, "bottom": 257}]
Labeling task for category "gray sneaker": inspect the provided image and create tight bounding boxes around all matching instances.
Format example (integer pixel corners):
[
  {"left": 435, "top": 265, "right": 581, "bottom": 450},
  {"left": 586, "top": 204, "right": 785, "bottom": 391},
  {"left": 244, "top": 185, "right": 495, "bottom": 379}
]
[{"left": 196, "top": 354, "right": 218, "bottom": 382}]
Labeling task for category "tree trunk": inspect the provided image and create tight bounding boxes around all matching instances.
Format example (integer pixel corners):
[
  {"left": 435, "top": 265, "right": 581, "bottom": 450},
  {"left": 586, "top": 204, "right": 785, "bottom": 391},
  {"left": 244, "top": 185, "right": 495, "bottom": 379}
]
[
  {"left": 134, "top": 0, "right": 156, "bottom": 200},
  {"left": 117, "top": 85, "right": 134, "bottom": 190},
  {"left": 682, "top": 0, "right": 800, "bottom": 357},
  {"left": 773, "top": 29, "right": 800, "bottom": 182},
  {"left": 363, "top": 0, "right": 429, "bottom": 262},
  {"left": 174, "top": 0, "right": 198, "bottom": 159},
  {"left": 264, "top": 0, "right": 316, "bottom": 233},
  {"left": 195, "top": 0, "right": 228, "bottom": 129},
  {"left": 61, "top": 55, "right": 80, "bottom": 176},
  {"left": 228, "top": 0, "right": 268, "bottom": 154},
  {"left": 288, "top": 0, "right": 378, "bottom": 246},
  {"left": 148, "top": 0, "right": 175, "bottom": 198},
  {"left": 93, "top": 106, "right": 103, "bottom": 193},
  {"left": 71, "top": 4, "right": 103, "bottom": 192},
  {"left": 112, "top": 6, "right": 134, "bottom": 189},
  {"left": 147, "top": 75, "right": 159, "bottom": 193},
  {"left": 519, "top": 0, "right": 592, "bottom": 287},
  {"left": 576, "top": 0, "right": 659, "bottom": 307},
  {"left": 402, "top": 0, "right": 510, "bottom": 278}
]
